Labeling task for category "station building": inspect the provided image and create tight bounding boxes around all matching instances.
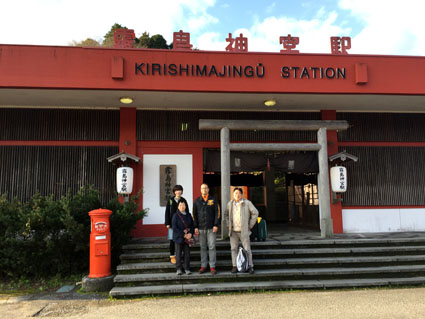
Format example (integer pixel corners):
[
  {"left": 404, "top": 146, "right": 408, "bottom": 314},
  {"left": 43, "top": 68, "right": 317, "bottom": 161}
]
[{"left": 1, "top": 31, "right": 425, "bottom": 237}]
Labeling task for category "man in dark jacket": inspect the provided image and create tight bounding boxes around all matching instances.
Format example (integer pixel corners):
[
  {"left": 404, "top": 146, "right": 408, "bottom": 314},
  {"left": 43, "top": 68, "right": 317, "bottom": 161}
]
[{"left": 193, "top": 183, "right": 220, "bottom": 275}]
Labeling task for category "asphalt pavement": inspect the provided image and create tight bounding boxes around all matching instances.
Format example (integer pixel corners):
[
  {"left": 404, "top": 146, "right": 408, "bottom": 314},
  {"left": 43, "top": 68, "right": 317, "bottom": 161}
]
[{"left": 2, "top": 286, "right": 425, "bottom": 318}]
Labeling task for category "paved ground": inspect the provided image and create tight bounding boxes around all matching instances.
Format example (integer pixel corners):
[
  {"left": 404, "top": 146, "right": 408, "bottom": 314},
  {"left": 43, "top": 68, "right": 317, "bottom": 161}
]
[
  {"left": 4, "top": 229, "right": 425, "bottom": 318},
  {"left": 2, "top": 286, "right": 425, "bottom": 318},
  {"left": 267, "top": 226, "right": 425, "bottom": 241},
  {"left": 136, "top": 225, "right": 425, "bottom": 243}
]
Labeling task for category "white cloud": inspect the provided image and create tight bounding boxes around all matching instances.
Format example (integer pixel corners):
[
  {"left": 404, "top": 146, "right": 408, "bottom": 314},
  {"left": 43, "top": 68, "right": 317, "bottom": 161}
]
[
  {"left": 0, "top": 0, "right": 217, "bottom": 46},
  {"left": 192, "top": 0, "right": 425, "bottom": 56},
  {"left": 3, "top": 0, "right": 424, "bottom": 56},
  {"left": 187, "top": 14, "right": 219, "bottom": 33},
  {"left": 194, "top": 10, "right": 351, "bottom": 53},
  {"left": 338, "top": 0, "right": 425, "bottom": 55},
  {"left": 265, "top": 2, "right": 276, "bottom": 15},
  {"left": 197, "top": 32, "right": 224, "bottom": 51}
]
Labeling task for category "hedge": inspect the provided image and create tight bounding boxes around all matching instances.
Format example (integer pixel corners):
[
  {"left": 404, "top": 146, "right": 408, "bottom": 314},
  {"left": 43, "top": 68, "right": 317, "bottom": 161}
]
[{"left": 0, "top": 187, "right": 147, "bottom": 279}]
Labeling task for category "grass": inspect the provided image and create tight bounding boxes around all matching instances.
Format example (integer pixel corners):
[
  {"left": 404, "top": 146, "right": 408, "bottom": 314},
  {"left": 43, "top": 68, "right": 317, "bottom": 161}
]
[{"left": 0, "top": 273, "right": 85, "bottom": 296}]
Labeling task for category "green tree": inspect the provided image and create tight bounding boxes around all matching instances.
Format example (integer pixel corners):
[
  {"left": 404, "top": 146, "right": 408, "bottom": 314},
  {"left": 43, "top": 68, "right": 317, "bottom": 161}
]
[
  {"left": 135, "top": 32, "right": 169, "bottom": 49},
  {"left": 135, "top": 31, "right": 150, "bottom": 48},
  {"left": 70, "top": 38, "right": 101, "bottom": 47},
  {"left": 70, "top": 24, "right": 171, "bottom": 49},
  {"left": 149, "top": 34, "right": 169, "bottom": 49},
  {"left": 102, "top": 23, "right": 128, "bottom": 47}
]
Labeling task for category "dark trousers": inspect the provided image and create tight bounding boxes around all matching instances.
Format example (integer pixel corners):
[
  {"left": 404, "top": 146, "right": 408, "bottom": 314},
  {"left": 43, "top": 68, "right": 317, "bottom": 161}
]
[
  {"left": 169, "top": 240, "right": 175, "bottom": 256},
  {"left": 175, "top": 242, "right": 190, "bottom": 271}
]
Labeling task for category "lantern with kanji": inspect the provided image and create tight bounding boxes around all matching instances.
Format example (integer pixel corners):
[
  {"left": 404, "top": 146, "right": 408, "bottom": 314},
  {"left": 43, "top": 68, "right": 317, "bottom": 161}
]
[
  {"left": 330, "top": 166, "right": 347, "bottom": 193},
  {"left": 107, "top": 151, "right": 141, "bottom": 196},
  {"left": 116, "top": 166, "right": 134, "bottom": 194}
]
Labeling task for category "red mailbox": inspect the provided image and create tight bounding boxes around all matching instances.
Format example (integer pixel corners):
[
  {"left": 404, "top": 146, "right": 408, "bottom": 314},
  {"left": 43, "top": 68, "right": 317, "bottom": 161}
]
[{"left": 88, "top": 208, "right": 112, "bottom": 278}]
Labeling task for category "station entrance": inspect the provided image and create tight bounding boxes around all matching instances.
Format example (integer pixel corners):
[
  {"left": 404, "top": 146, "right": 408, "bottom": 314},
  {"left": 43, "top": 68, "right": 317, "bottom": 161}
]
[{"left": 203, "top": 149, "right": 320, "bottom": 230}]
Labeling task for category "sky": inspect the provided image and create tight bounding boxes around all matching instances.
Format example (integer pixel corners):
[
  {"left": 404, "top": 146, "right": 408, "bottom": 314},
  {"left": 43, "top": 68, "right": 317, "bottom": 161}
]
[{"left": 1, "top": 0, "right": 425, "bottom": 56}]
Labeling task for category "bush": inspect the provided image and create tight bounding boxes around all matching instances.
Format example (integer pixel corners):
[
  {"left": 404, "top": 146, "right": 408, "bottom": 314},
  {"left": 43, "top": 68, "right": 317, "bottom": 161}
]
[
  {"left": 107, "top": 190, "right": 146, "bottom": 269},
  {"left": 0, "top": 187, "right": 147, "bottom": 279}
]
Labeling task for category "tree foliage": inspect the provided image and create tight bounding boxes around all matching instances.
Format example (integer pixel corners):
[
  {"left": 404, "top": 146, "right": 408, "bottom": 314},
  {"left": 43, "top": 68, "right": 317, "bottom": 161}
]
[
  {"left": 0, "top": 187, "right": 147, "bottom": 279},
  {"left": 70, "top": 38, "right": 101, "bottom": 47},
  {"left": 71, "top": 24, "right": 170, "bottom": 49},
  {"left": 135, "top": 32, "right": 169, "bottom": 49},
  {"left": 102, "top": 23, "right": 127, "bottom": 48}
]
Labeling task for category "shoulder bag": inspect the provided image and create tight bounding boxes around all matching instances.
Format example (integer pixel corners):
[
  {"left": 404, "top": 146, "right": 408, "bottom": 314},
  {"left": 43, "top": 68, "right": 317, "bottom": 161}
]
[{"left": 176, "top": 213, "right": 196, "bottom": 247}]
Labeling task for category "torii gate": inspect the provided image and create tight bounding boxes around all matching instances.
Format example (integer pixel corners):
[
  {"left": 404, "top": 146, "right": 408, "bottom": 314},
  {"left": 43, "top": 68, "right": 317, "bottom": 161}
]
[{"left": 199, "top": 119, "right": 349, "bottom": 238}]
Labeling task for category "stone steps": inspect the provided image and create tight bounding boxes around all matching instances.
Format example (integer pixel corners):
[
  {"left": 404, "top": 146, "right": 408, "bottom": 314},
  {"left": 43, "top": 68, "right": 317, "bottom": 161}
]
[
  {"left": 116, "top": 254, "right": 425, "bottom": 273},
  {"left": 122, "top": 238, "right": 425, "bottom": 251},
  {"left": 110, "top": 276, "right": 425, "bottom": 297},
  {"left": 119, "top": 246, "right": 425, "bottom": 263},
  {"left": 114, "top": 265, "right": 425, "bottom": 286},
  {"left": 111, "top": 236, "right": 425, "bottom": 297}
]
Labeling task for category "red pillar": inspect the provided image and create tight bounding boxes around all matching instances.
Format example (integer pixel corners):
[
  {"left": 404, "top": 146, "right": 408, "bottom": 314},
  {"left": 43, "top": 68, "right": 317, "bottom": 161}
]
[
  {"left": 321, "top": 110, "right": 343, "bottom": 233},
  {"left": 119, "top": 107, "right": 137, "bottom": 155},
  {"left": 119, "top": 108, "right": 138, "bottom": 204}
]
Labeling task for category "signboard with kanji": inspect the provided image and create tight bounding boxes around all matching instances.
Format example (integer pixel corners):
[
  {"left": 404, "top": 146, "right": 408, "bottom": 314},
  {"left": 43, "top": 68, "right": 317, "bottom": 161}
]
[{"left": 159, "top": 165, "right": 177, "bottom": 206}]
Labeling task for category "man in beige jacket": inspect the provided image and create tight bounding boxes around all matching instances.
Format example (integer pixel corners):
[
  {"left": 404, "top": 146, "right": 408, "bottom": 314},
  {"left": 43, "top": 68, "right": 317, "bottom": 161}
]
[{"left": 225, "top": 187, "right": 259, "bottom": 274}]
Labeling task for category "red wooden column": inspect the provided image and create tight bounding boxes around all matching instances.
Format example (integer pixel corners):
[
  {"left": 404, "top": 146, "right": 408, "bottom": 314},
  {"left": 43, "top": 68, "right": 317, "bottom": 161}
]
[
  {"left": 119, "top": 107, "right": 138, "bottom": 203},
  {"left": 119, "top": 107, "right": 137, "bottom": 154},
  {"left": 321, "top": 110, "right": 343, "bottom": 233}
]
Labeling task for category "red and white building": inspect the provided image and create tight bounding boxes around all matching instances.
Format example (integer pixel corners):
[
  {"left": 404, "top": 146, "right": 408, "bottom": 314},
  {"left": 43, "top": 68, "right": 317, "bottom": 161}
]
[{"left": 1, "top": 30, "right": 425, "bottom": 237}]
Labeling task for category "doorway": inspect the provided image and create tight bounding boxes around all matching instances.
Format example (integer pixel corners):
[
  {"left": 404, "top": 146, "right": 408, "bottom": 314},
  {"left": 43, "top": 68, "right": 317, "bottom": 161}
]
[
  {"left": 248, "top": 170, "right": 319, "bottom": 229},
  {"left": 203, "top": 149, "right": 320, "bottom": 231}
]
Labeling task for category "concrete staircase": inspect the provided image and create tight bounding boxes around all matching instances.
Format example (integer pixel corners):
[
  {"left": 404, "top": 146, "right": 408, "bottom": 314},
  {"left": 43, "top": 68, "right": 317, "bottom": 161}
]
[{"left": 110, "top": 237, "right": 425, "bottom": 298}]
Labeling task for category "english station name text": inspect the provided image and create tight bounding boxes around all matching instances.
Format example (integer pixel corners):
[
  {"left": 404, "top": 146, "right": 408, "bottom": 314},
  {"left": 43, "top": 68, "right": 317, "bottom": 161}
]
[{"left": 135, "top": 62, "right": 346, "bottom": 79}]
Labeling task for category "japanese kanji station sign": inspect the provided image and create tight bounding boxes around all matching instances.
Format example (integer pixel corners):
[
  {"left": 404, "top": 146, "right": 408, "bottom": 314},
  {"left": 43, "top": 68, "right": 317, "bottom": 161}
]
[
  {"left": 132, "top": 30, "right": 349, "bottom": 81},
  {"left": 5, "top": 28, "right": 425, "bottom": 97},
  {"left": 114, "top": 28, "right": 352, "bottom": 55}
]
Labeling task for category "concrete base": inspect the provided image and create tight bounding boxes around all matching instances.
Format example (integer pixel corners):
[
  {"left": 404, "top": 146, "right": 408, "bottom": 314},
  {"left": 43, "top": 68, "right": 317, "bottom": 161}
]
[{"left": 82, "top": 274, "right": 115, "bottom": 292}]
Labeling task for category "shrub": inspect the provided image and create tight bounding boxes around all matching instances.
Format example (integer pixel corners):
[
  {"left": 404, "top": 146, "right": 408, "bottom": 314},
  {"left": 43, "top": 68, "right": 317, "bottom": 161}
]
[
  {"left": 107, "top": 190, "right": 147, "bottom": 269},
  {"left": 0, "top": 187, "right": 147, "bottom": 279}
]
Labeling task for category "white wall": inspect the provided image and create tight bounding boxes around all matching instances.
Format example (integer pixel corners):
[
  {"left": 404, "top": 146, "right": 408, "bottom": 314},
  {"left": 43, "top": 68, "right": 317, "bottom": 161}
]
[
  {"left": 342, "top": 208, "right": 425, "bottom": 233},
  {"left": 143, "top": 154, "right": 193, "bottom": 225}
]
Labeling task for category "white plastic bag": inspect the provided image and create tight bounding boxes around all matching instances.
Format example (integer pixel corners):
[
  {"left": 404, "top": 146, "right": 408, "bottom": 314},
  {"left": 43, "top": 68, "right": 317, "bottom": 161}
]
[{"left": 236, "top": 246, "right": 249, "bottom": 272}]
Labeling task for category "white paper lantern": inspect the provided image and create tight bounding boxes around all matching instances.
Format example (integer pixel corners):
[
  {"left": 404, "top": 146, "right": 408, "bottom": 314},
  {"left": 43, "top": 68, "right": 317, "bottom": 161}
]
[
  {"left": 330, "top": 166, "right": 347, "bottom": 193},
  {"left": 117, "top": 167, "right": 133, "bottom": 194}
]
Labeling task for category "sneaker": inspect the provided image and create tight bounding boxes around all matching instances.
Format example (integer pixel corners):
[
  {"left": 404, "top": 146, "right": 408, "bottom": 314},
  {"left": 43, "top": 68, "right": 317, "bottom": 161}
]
[
  {"left": 176, "top": 269, "right": 183, "bottom": 275},
  {"left": 170, "top": 256, "right": 176, "bottom": 264},
  {"left": 185, "top": 270, "right": 192, "bottom": 275},
  {"left": 231, "top": 267, "right": 238, "bottom": 274},
  {"left": 210, "top": 267, "right": 217, "bottom": 275},
  {"left": 248, "top": 267, "right": 255, "bottom": 274},
  {"left": 199, "top": 267, "right": 207, "bottom": 274}
]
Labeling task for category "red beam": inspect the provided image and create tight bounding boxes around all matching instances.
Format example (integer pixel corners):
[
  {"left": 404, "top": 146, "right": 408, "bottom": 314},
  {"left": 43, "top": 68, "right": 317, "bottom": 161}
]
[
  {"left": 343, "top": 206, "right": 425, "bottom": 209},
  {"left": 0, "top": 140, "right": 119, "bottom": 146},
  {"left": 339, "top": 142, "right": 425, "bottom": 147},
  {"left": 2, "top": 44, "right": 425, "bottom": 95}
]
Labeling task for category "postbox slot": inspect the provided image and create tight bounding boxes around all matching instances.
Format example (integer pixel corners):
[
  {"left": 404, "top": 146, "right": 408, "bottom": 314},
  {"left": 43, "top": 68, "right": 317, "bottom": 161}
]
[{"left": 95, "top": 243, "right": 109, "bottom": 256}]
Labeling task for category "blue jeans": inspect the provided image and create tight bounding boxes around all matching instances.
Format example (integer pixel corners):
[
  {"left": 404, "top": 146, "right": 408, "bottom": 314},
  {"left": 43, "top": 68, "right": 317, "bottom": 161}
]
[{"left": 198, "top": 229, "right": 217, "bottom": 268}]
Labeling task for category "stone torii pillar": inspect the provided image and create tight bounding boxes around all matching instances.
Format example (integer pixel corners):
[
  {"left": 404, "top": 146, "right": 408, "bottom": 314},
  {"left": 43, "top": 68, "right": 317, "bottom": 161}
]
[
  {"left": 317, "top": 127, "right": 333, "bottom": 237},
  {"left": 199, "top": 119, "right": 349, "bottom": 239},
  {"left": 220, "top": 127, "right": 230, "bottom": 239}
]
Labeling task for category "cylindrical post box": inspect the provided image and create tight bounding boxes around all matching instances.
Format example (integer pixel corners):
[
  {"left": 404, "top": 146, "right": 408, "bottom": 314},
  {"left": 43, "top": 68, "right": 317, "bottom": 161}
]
[{"left": 88, "top": 208, "right": 112, "bottom": 278}]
